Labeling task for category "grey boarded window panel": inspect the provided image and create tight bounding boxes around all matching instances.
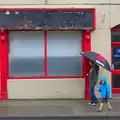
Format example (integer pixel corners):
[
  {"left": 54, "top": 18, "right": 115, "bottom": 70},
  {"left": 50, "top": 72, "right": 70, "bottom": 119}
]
[
  {"left": 0, "top": 10, "right": 94, "bottom": 30},
  {"left": 47, "top": 31, "right": 82, "bottom": 76},
  {"left": 9, "top": 31, "right": 44, "bottom": 76}
]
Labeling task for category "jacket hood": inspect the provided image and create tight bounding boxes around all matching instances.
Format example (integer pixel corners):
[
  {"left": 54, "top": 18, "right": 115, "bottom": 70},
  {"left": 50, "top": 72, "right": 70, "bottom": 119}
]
[{"left": 101, "top": 76, "right": 108, "bottom": 83}]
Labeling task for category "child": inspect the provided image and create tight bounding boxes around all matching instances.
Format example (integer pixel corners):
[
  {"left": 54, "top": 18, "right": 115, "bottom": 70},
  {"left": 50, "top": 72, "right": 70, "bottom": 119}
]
[{"left": 96, "top": 76, "right": 112, "bottom": 112}]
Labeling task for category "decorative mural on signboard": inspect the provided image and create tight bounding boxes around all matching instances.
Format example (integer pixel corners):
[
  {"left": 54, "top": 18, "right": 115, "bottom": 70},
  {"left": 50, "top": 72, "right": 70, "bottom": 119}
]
[{"left": 0, "top": 10, "right": 94, "bottom": 30}]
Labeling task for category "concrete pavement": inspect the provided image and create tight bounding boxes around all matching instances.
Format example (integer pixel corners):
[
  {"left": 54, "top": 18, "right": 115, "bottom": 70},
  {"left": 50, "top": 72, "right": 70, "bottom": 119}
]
[
  {"left": 0, "top": 99, "right": 119, "bottom": 120},
  {"left": 0, "top": 98, "right": 119, "bottom": 117}
]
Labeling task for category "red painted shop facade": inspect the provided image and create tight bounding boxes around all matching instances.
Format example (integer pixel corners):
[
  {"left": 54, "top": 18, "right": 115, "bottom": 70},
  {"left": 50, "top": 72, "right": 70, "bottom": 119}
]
[{"left": 0, "top": 8, "right": 96, "bottom": 100}]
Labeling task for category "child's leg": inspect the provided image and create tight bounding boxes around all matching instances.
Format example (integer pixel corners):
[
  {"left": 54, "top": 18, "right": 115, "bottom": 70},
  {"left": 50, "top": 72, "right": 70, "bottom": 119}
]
[
  {"left": 100, "top": 103, "right": 104, "bottom": 110},
  {"left": 108, "top": 102, "right": 112, "bottom": 108},
  {"left": 96, "top": 99, "right": 104, "bottom": 112},
  {"left": 108, "top": 101, "right": 112, "bottom": 110},
  {"left": 96, "top": 102, "right": 104, "bottom": 112}
]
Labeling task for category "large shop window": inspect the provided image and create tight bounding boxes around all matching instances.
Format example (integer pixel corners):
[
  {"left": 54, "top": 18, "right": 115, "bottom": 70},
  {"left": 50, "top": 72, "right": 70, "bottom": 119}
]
[
  {"left": 9, "top": 31, "right": 44, "bottom": 76},
  {"left": 9, "top": 31, "right": 82, "bottom": 77},
  {"left": 47, "top": 31, "right": 82, "bottom": 76}
]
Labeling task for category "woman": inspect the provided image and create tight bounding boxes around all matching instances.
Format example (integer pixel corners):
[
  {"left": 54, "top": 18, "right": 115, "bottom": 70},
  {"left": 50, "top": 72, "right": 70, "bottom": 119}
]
[{"left": 88, "top": 60, "right": 99, "bottom": 106}]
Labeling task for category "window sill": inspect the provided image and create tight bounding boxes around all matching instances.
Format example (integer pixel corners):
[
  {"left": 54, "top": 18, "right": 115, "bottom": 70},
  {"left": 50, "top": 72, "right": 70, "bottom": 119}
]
[{"left": 8, "top": 76, "right": 84, "bottom": 79}]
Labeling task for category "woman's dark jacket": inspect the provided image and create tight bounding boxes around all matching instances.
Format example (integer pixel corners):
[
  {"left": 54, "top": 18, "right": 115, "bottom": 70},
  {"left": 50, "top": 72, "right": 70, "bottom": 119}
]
[{"left": 89, "top": 63, "right": 99, "bottom": 85}]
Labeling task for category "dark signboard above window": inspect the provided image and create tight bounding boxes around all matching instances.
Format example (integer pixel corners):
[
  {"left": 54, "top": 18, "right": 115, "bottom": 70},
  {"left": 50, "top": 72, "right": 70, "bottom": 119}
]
[
  {"left": 112, "top": 24, "right": 120, "bottom": 29},
  {"left": 0, "top": 9, "right": 95, "bottom": 30}
]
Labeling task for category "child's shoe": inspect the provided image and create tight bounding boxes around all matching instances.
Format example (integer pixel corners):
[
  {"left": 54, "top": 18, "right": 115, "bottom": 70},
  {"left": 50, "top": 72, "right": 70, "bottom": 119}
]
[
  {"left": 96, "top": 108, "right": 102, "bottom": 112},
  {"left": 108, "top": 107, "right": 112, "bottom": 111},
  {"left": 88, "top": 102, "right": 91, "bottom": 105}
]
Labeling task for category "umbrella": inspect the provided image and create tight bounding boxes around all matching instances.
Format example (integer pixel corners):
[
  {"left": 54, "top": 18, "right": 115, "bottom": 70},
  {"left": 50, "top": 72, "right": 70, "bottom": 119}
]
[{"left": 80, "top": 51, "right": 111, "bottom": 71}]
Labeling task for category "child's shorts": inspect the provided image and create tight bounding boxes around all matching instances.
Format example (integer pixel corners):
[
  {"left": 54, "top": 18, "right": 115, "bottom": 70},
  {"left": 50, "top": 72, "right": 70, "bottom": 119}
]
[{"left": 101, "top": 98, "right": 108, "bottom": 103}]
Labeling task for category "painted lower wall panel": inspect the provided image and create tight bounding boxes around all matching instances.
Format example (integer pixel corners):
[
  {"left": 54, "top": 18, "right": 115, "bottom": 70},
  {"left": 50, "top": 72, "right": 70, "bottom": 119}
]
[{"left": 7, "top": 78, "right": 85, "bottom": 99}]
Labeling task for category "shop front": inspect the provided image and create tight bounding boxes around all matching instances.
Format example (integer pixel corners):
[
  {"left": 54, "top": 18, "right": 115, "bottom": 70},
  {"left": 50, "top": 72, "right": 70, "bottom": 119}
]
[{"left": 0, "top": 8, "right": 95, "bottom": 100}]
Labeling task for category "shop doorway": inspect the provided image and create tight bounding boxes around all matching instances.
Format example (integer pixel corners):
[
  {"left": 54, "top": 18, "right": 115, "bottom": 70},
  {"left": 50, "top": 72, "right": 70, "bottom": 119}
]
[{"left": 111, "top": 27, "right": 120, "bottom": 94}]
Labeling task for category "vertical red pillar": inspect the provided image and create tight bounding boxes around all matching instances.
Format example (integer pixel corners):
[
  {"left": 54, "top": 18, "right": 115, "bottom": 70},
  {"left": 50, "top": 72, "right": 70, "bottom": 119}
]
[
  {"left": 83, "top": 30, "right": 91, "bottom": 100},
  {"left": 0, "top": 30, "right": 8, "bottom": 100}
]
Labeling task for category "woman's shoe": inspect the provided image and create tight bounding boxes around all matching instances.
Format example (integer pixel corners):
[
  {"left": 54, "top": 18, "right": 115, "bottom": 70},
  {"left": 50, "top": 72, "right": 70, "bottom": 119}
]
[{"left": 92, "top": 103, "right": 97, "bottom": 106}]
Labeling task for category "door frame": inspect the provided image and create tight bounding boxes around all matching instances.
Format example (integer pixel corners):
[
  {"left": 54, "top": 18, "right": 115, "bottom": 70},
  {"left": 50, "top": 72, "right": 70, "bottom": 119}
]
[{"left": 0, "top": 30, "right": 8, "bottom": 100}]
